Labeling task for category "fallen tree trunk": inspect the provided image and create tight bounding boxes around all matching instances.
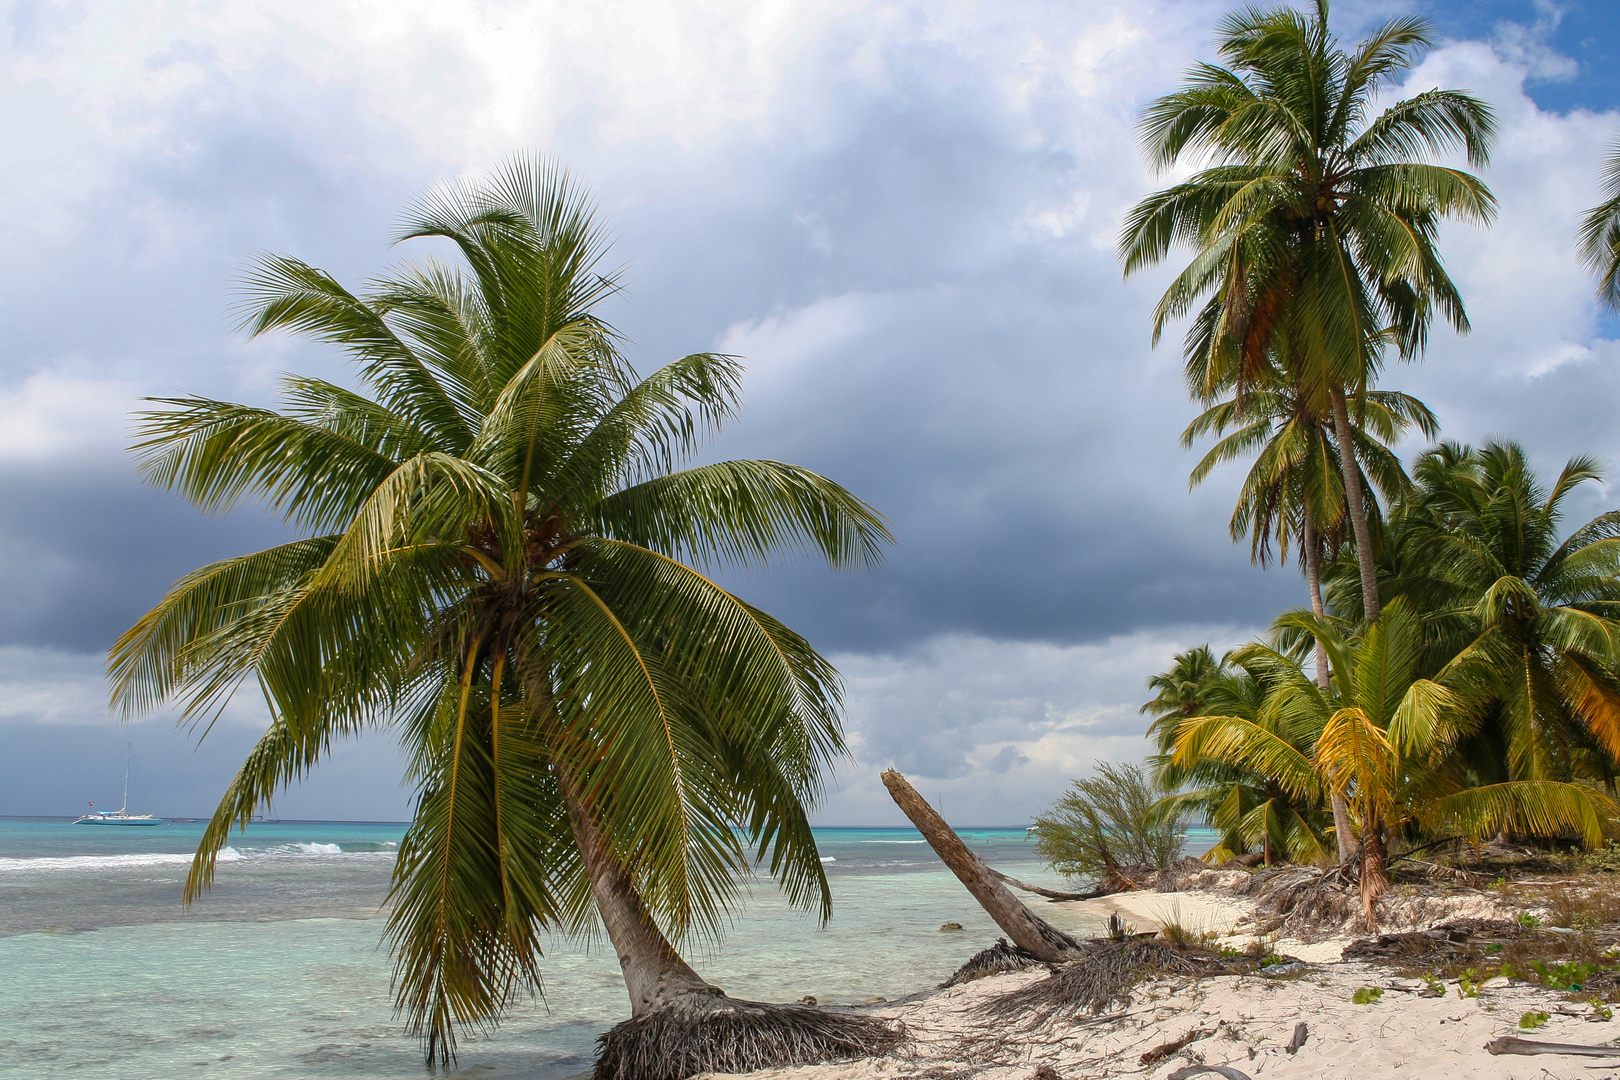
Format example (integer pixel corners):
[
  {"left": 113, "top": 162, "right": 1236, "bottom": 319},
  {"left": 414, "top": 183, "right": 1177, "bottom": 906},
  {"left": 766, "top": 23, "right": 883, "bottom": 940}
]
[
  {"left": 989, "top": 868, "right": 1125, "bottom": 901},
  {"left": 881, "top": 769, "right": 1085, "bottom": 963}
]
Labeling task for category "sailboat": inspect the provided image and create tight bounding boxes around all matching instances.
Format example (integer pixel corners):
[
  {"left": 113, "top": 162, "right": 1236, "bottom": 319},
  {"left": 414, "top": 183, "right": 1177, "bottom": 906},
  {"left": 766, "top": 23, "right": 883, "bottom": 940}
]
[{"left": 74, "top": 746, "right": 164, "bottom": 826}]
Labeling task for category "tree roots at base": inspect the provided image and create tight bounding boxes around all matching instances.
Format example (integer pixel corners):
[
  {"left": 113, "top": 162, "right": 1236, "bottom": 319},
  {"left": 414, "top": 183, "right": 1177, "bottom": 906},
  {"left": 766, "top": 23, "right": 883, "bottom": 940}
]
[{"left": 593, "top": 995, "right": 905, "bottom": 1080}]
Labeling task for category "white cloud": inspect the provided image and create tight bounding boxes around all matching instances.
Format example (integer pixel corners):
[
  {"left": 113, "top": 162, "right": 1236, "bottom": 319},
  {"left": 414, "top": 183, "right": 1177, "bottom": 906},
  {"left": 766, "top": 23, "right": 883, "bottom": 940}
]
[
  {"left": 816, "top": 625, "right": 1256, "bottom": 825},
  {"left": 0, "top": 373, "right": 135, "bottom": 461}
]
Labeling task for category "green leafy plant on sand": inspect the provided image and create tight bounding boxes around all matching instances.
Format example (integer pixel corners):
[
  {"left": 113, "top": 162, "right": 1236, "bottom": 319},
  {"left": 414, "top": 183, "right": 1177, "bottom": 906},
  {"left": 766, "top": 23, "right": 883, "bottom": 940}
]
[
  {"left": 1351, "top": 987, "right": 1383, "bottom": 1004},
  {"left": 1518, "top": 913, "right": 1544, "bottom": 928},
  {"left": 1520, "top": 1011, "right": 1551, "bottom": 1030},
  {"left": 107, "top": 158, "right": 895, "bottom": 1075},
  {"left": 1458, "top": 969, "right": 1484, "bottom": 998},
  {"left": 1530, "top": 961, "right": 1602, "bottom": 991},
  {"left": 1031, "top": 762, "right": 1185, "bottom": 885}
]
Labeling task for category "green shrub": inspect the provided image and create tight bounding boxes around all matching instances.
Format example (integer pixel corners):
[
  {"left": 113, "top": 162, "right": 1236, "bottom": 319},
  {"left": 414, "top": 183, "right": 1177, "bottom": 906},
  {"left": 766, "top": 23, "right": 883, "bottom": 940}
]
[
  {"left": 1351, "top": 987, "right": 1383, "bottom": 1004},
  {"left": 1519, "top": 1010, "right": 1550, "bottom": 1030},
  {"left": 1030, "top": 762, "right": 1185, "bottom": 884}
]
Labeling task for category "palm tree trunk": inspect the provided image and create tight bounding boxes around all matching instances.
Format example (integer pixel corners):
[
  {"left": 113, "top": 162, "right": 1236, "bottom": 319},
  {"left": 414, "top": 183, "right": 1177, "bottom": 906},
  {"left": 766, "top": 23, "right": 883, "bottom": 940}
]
[
  {"left": 555, "top": 769, "right": 718, "bottom": 1016},
  {"left": 881, "top": 769, "right": 1085, "bottom": 962},
  {"left": 1329, "top": 386, "right": 1381, "bottom": 622},
  {"left": 1360, "top": 821, "right": 1390, "bottom": 927},
  {"left": 1305, "top": 520, "right": 1356, "bottom": 865}
]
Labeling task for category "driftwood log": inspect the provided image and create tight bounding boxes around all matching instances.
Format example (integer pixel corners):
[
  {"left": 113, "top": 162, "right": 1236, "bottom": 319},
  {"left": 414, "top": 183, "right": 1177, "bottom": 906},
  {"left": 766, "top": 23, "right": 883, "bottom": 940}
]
[
  {"left": 1485, "top": 1035, "right": 1620, "bottom": 1057},
  {"left": 880, "top": 769, "right": 1085, "bottom": 962},
  {"left": 989, "top": 868, "right": 1119, "bottom": 901}
]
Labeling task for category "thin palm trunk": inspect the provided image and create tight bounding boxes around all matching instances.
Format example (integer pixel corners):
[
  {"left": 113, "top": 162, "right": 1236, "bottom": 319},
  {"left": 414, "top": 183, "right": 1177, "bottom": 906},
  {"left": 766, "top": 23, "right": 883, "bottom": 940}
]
[
  {"left": 1330, "top": 386, "right": 1381, "bottom": 622},
  {"left": 556, "top": 769, "right": 718, "bottom": 1016},
  {"left": 1360, "top": 819, "right": 1390, "bottom": 925},
  {"left": 1305, "top": 520, "right": 1355, "bottom": 864}
]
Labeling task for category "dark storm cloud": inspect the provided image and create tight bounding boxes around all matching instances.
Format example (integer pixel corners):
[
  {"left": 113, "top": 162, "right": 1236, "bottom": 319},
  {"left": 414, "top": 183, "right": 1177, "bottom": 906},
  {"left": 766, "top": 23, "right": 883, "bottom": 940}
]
[{"left": 0, "top": 462, "right": 292, "bottom": 652}]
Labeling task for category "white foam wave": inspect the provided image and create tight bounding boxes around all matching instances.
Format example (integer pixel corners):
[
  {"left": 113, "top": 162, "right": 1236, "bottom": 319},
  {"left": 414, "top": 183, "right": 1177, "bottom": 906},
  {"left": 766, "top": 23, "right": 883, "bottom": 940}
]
[
  {"left": 819, "top": 856, "right": 836, "bottom": 863},
  {"left": 0, "top": 848, "right": 244, "bottom": 873},
  {"left": 0, "top": 841, "right": 400, "bottom": 874}
]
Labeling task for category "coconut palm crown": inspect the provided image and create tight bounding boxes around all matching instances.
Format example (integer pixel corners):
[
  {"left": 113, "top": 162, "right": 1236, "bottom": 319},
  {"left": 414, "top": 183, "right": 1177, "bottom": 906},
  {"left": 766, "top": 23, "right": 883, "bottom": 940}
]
[
  {"left": 108, "top": 159, "right": 891, "bottom": 1062},
  {"left": 1119, "top": 0, "right": 1496, "bottom": 623}
]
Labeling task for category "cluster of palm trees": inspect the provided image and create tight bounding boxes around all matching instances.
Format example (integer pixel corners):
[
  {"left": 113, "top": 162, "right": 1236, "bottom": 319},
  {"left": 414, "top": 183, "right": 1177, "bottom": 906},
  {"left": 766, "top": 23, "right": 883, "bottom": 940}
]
[{"left": 1129, "top": 1, "right": 1620, "bottom": 921}]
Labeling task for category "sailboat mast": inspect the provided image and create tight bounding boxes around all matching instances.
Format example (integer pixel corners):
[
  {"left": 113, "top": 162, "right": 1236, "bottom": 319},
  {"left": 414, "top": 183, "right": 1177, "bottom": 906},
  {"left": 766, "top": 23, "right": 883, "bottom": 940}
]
[{"left": 121, "top": 744, "right": 131, "bottom": 815}]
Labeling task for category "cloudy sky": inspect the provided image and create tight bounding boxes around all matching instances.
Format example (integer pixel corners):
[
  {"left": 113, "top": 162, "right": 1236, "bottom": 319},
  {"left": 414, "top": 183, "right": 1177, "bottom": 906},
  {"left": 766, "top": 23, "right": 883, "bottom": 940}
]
[{"left": 3, "top": 0, "right": 1619, "bottom": 825}]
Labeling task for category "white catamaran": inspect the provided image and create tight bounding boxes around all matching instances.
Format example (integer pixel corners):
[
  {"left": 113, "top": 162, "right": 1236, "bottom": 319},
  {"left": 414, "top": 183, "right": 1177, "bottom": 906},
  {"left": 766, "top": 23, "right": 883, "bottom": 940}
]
[{"left": 74, "top": 746, "right": 164, "bottom": 826}]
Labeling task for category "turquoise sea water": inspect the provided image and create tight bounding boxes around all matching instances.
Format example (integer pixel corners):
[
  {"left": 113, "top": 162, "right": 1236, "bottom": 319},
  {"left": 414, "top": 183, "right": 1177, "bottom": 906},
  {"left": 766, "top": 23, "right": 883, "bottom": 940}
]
[{"left": 0, "top": 818, "right": 1213, "bottom": 1078}]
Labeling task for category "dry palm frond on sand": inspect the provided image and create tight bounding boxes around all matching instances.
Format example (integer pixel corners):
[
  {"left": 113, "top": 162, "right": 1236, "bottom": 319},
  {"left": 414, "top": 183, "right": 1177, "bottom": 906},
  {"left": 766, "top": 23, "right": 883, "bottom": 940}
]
[
  {"left": 941, "top": 938, "right": 1045, "bottom": 987},
  {"left": 978, "top": 938, "right": 1251, "bottom": 1028}
]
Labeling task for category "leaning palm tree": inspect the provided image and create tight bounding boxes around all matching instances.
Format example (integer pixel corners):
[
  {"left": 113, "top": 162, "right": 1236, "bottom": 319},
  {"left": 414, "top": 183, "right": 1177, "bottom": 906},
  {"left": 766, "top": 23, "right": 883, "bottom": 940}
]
[
  {"left": 1121, "top": 0, "right": 1496, "bottom": 624},
  {"left": 1174, "top": 599, "right": 1609, "bottom": 924},
  {"left": 109, "top": 159, "right": 895, "bottom": 1076}
]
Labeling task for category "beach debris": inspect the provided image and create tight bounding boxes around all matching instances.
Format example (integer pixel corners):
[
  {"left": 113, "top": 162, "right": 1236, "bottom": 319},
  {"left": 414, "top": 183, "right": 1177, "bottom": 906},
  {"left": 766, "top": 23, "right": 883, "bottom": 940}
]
[
  {"left": 978, "top": 937, "right": 1249, "bottom": 1026},
  {"left": 1032, "top": 1066, "right": 1062, "bottom": 1080},
  {"left": 989, "top": 868, "right": 1122, "bottom": 902},
  {"left": 865, "top": 997, "right": 887, "bottom": 1004},
  {"left": 1485, "top": 1035, "right": 1620, "bottom": 1057},
  {"left": 797, "top": 996, "right": 817, "bottom": 1006},
  {"left": 592, "top": 998, "right": 904, "bottom": 1080},
  {"left": 1139, "top": 1026, "right": 1214, "bottom": 1065},
  {"left": 881, "top": 769, "right": 1086, "bottom": 963},
  {"left": 1166, "top": 1066, "right": 1253, "bottom": 1080},
  {"left": 941, "top": 938, "right": 1044, "bottom": 987},
  {"left": 1285, "top": 1021, "right": 1308, "bottom": 1054},
  {"left": 939, "top": 922, "right": 964, "bottom": 931}
]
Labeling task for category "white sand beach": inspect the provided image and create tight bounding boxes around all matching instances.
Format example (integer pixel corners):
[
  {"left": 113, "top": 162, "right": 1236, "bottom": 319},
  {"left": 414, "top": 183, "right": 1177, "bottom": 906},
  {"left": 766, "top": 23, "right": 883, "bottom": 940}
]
[{"left": 704, "top": 886, "right": 1620, "bottom": 1080}]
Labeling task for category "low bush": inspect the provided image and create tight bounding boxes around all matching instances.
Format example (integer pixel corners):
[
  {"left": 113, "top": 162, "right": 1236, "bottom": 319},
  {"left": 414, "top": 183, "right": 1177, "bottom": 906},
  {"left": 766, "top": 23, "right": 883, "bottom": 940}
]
[{"left": 1030, "top": 762, "right": 1185, "bottom": 885}]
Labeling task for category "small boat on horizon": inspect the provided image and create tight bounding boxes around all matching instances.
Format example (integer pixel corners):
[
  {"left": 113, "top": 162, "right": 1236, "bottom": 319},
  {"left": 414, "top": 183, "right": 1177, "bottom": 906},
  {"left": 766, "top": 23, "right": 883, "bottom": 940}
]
[{"left": 74, "top": 746, "right": 164, "bottom": 826}]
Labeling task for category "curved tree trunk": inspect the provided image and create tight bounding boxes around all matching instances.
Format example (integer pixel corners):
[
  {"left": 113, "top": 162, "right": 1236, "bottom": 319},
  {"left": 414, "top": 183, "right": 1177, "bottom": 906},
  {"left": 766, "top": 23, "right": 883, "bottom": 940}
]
[
  {"left": 556, "top": 768, "right": 718, "bottom": 1016},
  {"left": 1305, "top": 520, "right": 1356, "bottom": 865},
  {"left": 1329, "top": 386, "right": 1381, "bottom": 623},
  {"left": 553, "top": 762, "right": 903, "bottom": 1080},
  {"left": 881, "top": 768, "right": 1086, "bottom": 962}
]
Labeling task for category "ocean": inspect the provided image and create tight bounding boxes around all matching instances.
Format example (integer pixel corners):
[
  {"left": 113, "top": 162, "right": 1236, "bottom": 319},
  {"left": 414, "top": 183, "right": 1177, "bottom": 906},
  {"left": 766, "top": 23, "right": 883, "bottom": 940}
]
[{"left": 0, "top": 817, "right": 1208, "bottom": 1078}]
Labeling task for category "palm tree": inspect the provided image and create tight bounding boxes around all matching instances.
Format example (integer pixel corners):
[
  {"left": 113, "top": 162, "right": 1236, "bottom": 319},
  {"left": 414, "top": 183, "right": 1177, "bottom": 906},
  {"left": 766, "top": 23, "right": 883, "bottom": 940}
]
[
  {"left": 1120, "top": 0, "right": 1496, "bottom": 624},
  {"left": 1174, "top": 599, "right": 1609, "bottom": 924},
  {"left": 108, "top": 159, "right": 895, "bottom": 1073},
  {"left": 1149, "top": 653, "right": 1331, "bottom": 866},
  {"left": 1182, "top": 359, "right": 1437, "bottom": 858},
  {"left": 1579, "top": 141, "right": 1620, "bottom": 309},
  {"left": 1400, "top": 442, "right": 1620, "bottom": 792},
  {"left": 1141, "top": 645, "right": 1225, "bottom": 729}
]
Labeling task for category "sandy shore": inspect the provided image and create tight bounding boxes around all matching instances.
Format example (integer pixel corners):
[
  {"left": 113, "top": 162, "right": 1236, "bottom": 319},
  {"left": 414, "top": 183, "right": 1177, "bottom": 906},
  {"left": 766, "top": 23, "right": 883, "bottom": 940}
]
[{"left": 702, "top": 887, "right": 1619, "bottom": 1080}]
